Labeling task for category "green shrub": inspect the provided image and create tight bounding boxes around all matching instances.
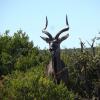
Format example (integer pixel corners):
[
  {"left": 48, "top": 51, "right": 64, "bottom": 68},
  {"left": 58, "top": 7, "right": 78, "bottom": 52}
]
[{"left": 0, "top": 66, "right": 74, "bottom": 100}]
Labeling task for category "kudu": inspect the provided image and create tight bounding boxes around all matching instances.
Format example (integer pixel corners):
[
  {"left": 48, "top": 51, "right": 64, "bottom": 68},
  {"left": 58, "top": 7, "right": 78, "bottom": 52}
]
[{"left": 40, "top": 15, "right": 69, "bottom": 85}]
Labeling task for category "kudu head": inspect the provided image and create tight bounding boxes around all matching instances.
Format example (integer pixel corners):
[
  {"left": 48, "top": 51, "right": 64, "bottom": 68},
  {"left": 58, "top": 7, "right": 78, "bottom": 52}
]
[{"left": 40, "top": 15, "right": 69, "bottom": 57}]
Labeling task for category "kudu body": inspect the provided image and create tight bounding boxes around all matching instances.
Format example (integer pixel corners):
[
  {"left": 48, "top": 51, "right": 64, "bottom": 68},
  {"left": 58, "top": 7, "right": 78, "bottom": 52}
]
[{"left": 40, "top": 15, "right": 69, "bottom": 85}]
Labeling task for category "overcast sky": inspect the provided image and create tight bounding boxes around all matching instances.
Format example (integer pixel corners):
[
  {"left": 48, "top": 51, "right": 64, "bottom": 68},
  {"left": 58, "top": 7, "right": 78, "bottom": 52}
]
[{"left": 0, "top": 0, "right": 100, "bottom": 49}]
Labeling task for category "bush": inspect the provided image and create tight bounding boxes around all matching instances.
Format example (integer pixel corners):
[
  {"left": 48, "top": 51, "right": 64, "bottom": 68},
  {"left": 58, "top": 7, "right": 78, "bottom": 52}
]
[
  {"left": 0, "top": 66, "right": 74, "bottom": 100},
  {"left": 0, "top": 30, "right": 43, "bottom": 75}
]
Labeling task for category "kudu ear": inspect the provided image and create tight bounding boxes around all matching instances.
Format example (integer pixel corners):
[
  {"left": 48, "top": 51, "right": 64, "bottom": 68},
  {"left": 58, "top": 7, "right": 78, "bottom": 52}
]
[
  {"left": 40, "top": 36, "right": 50, "bottom": 43},
  {"left": 59, "top": 34, "right": 69, "bottom": 43}
]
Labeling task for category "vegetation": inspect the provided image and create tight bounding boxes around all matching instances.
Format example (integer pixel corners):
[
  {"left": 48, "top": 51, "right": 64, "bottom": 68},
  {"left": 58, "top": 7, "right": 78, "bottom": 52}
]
[{"left": 0, "top": 30, "right": 100, "bottom": 99}]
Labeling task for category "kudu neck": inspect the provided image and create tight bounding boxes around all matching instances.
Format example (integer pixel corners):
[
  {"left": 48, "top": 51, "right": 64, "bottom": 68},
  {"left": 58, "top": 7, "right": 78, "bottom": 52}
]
[
  {"left": 51, "top": 50, "right": 60, "bottom": 60},
  {"left": 51, "top": 50, "right": 61, "bottom": 74},
  {"left": 51, "top": 49, "right": 61, "bottom": 65}
]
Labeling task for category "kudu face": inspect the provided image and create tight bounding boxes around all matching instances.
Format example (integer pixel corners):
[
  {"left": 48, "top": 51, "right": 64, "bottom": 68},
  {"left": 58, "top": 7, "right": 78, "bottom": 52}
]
[
  {"left": 40, "top": 15, "right": 69, "bottom": 56},
  {"left": 49, "top": 39, "right": 60, "bottom": 57}
]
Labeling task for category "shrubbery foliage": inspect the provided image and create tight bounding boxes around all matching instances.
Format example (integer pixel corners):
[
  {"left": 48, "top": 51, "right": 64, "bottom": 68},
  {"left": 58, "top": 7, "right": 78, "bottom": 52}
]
[
  {"left": 0, "top": 67, "right": 74, "bottom": 100},
  {"left": 0, "top": 30, "right": 100, "bottom": 99}
]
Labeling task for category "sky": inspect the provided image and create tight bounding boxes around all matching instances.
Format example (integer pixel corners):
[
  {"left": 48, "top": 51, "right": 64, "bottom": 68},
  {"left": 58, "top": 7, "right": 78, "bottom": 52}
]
[{"left": 0, "top": 0, "right": 100, "bottom": 49}]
